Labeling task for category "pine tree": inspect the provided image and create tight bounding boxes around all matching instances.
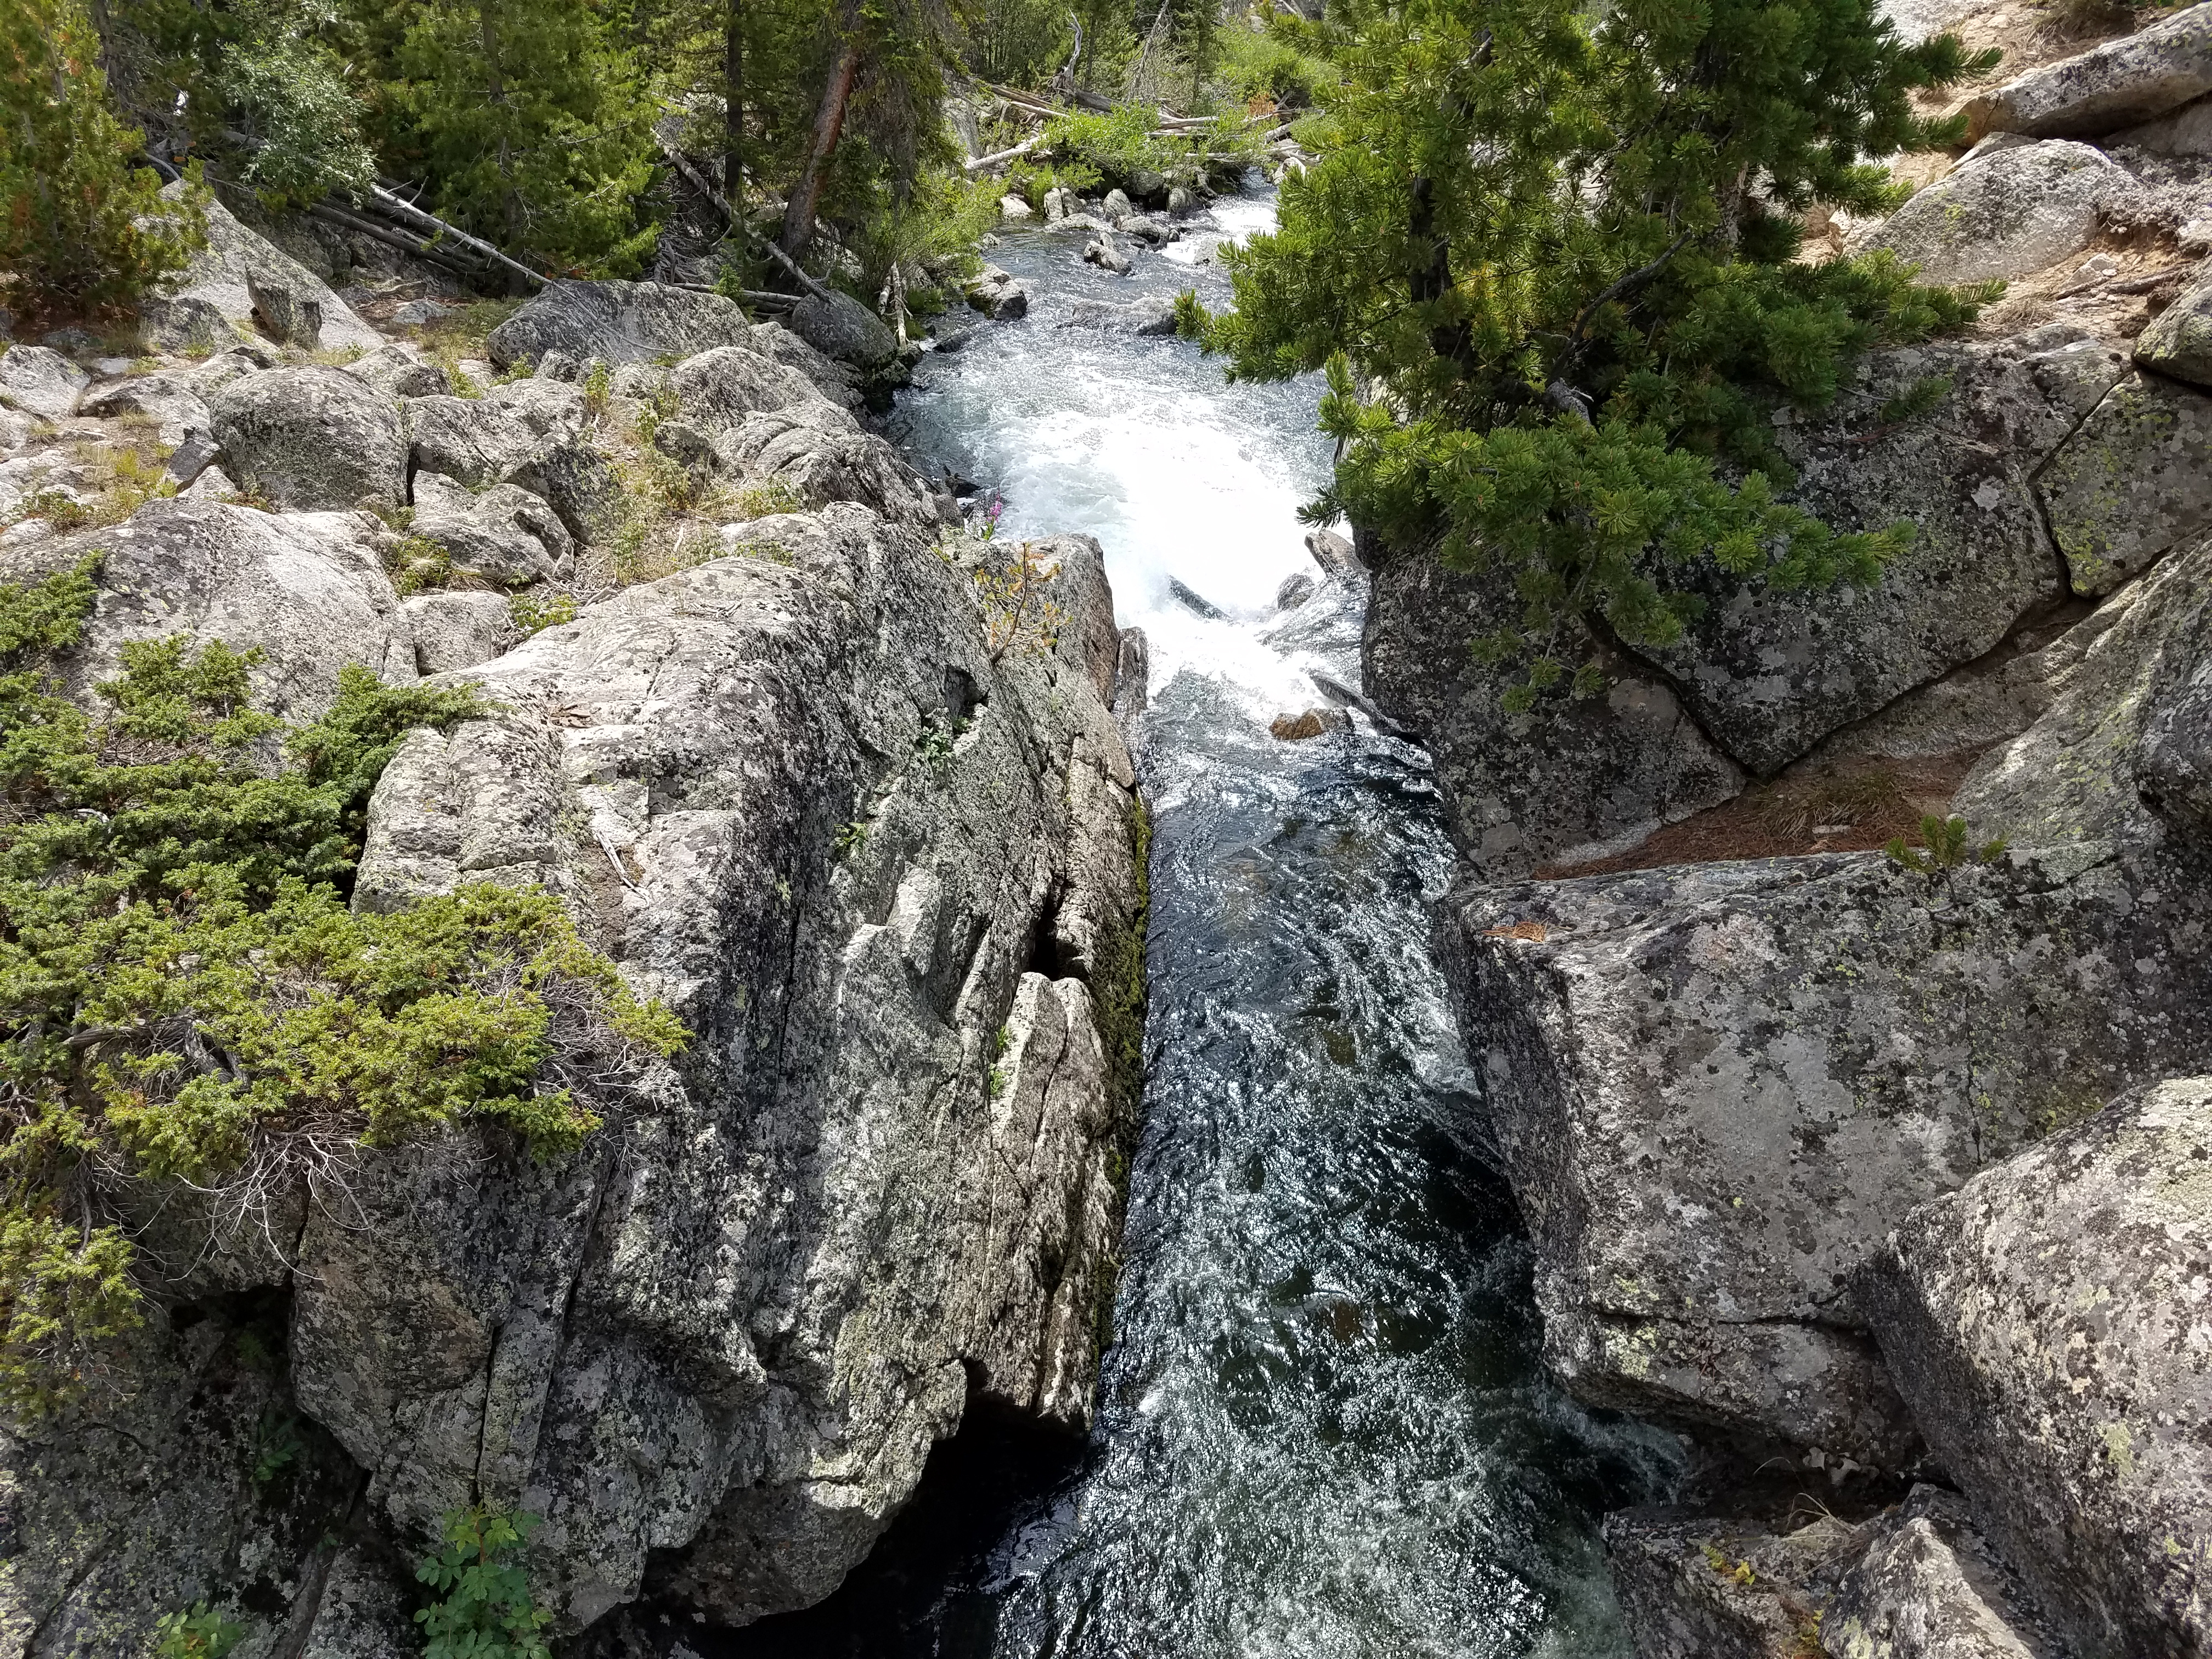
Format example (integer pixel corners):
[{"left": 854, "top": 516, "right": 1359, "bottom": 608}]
[
  {"left": 1182, "top": 0, "right": 2001, "bottom": 706},
  {"left": 0, "top": 0, "right": 203, "bottom": 314},
  {"left": 389, "top": 0, "right": 656, "bottom": 274}
]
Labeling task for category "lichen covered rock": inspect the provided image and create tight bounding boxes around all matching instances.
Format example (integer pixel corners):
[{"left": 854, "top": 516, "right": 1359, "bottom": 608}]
[
  {"left": 313, "top": 512, "right": 1144, "bottom": 1630},
  {"left": 1439, "top": 843, "right": 2212, "bottom": 1466},
  {"left": 2135, "top": 270, "right": 2212, "bottom": 391},
  {"left": 1844, "top": 141, "right": 2143, "bottom": 284},
  {"left": 1364, "top": 540, "right": 1744, "bottom": 881},
  {"left": 1862, "top": 1076, "right": 2212, "bottom": 1659},
  {"left": 0, "top": 345, "right": 88, "bottom": 420},
  {"left": 1968, "top": 1, "right": 2212, "bottom": 138},
  {"left": 0, "top": 497, "right": 414, "bottom": 716},
  {"left": 146, "top": 184, "right": 384, "bottom": 354},
  {"left": 408, "top": 471, "right": 573, "bottom": 585},
  {"left": 0, "top": 1302, "right": 379, "bottom": 1658},
  {"left": 1606, "top": 1509, "right": 1858, "bottom": 1658},
  {"left": 1822, "top": 1485, "right": 2051, "bottom": 1659},
  {"left": 402, "top": 386, "right": 619, "bottom": 540},
  {"left": 486, "top": 278, "right": 755, "bottom": 370},
  {"left": 2036, "top": 370, "right": 2212, "bottom": 596},
  {"left": 211, "top": 366, "right": 408, "bottom": 512},
  {"left": 1957, "top": 529, "right": 2212, "bottom": 848},
  {"left": 1641, "top": 331, "right": 2120, "bottom": 775}
]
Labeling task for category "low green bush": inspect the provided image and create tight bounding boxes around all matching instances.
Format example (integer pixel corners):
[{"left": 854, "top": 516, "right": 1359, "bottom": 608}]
[{"left": 0, "top": 558, "right": 683, "bottom": 1412}]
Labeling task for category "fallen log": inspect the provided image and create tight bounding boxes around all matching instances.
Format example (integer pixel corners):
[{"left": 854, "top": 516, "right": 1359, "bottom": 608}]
[
  {"left": 964, "top": 134, "right": 1045, "bottom": 172},
  {"left": 304, "top": 202, "right": 484, "bottom": 280},
  {"left": 650, "top": 129, "right": 836, "bottom": 304},
  {"left": 365, "top": 185, "right": 548, "bottom": 289}
]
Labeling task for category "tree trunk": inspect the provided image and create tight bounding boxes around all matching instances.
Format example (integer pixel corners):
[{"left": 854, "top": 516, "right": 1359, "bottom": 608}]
[
  {"left": 724, "top": 0, "right": 744, "bottom": 213},
  {"left": 780, "top": 38, "right": 861, "bottom": 261}
]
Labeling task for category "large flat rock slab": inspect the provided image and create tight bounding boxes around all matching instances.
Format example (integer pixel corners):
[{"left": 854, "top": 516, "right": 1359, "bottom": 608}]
[
  {"left": 1864, "top": 1076, "right": 2212, "bottom": 1659},
  {"left": 1440, "top": 843, "right": 2212, "bottom": 1467}
]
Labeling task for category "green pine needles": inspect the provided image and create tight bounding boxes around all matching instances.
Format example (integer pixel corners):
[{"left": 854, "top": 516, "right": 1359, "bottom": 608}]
[
  {"left": 0, "top": 558, "right": 684, "bottom": 1412},
  {"left": 1181, "top": 0, "right": 2003, "bottom": 705},
  {"left": 1, "top": 0, "right": 206, "bottom": 314}
]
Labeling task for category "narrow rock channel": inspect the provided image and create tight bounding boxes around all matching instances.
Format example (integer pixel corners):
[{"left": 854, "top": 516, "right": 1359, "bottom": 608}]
[{"left": 708, "top": 187, "right": 1681, "bottom": 1659}]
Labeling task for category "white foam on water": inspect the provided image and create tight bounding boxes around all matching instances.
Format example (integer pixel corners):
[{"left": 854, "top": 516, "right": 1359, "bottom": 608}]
[{"left": 900, "top": 189, "right": 1335, "bottom": 714}]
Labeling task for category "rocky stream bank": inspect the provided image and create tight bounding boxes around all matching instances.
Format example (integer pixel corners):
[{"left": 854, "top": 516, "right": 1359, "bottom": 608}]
[
  {"left": 1359, "top": 2, "right": 2212, "bottom": 1654},
  {"left": 0, "top": 188, "right": 1151, "bottom": 1655}
]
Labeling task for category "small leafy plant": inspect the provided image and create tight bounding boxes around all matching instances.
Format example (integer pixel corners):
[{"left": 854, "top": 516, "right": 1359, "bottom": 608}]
[
  {"left": 510, "top": 590, "right": 578, "bottom": 638},
  {"left": 414, "top": 1506, "right": 553, "bottom": 1659},
  {"left": 916, "top": 722, "right": 958, "bottom": 770},
  {"left": 250, "top": 1407, "right": 302, "bottom": 1486},
  {"left": 153, "top": 1602, "right": 243, "bottom": 1659}
]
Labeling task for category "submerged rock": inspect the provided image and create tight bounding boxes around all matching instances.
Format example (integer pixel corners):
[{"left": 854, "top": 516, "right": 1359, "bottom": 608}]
[
  {"left": 1269, "top": 708, "right": 1351, "bottom": 740},
  {"left": 1863, "top": 1076, "right": 2212, "bottom": 1659},
  {"left": 1065, "top": 296, "right": 1177, "bottom": 334}
]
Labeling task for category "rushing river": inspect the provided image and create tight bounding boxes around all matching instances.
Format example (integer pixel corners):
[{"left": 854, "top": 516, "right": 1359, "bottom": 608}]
[{"left": 715, "top": 187, "right": 1679, "bottom": 1659}]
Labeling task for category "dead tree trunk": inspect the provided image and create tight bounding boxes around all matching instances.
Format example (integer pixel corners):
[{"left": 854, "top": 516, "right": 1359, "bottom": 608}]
[
  {"left": 724, "top": 0, "right": 744, "bottom": 213},
  {"left": 781, "top": 38, "right": 861, "bottom": 261}
]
